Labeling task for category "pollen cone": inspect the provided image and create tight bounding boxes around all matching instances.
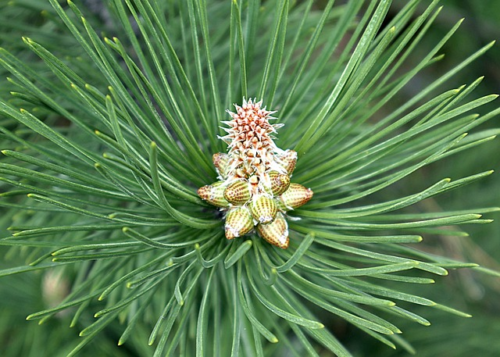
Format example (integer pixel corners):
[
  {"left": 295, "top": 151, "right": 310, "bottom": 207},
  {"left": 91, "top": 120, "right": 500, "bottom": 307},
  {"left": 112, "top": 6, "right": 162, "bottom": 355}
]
[
  {"left": 225, "top": 207, "right": 254, "bottom": 240},
  {"left": 250, "top": 195, "right": 277, "bottom": 224},
  {"left": 224, "top": 180, "right": 251, "bottom": 205},
  {"left": 197, "top": 181, "right": 229, "bottom": 208},
  {"left": 268, "top": 171, "right": 290, "bottom": 196},
  {"left": 279, "top": 183, "right": 313, "bottom": 210},
  {"left": 279, "top": 150, "right": 297, "bottom": 175},
  {"left": 213, "top": 153, "right": 230, "bottom": 179},
  {"left": 257, "top": 213, "right": 289, "bottom": 249}
]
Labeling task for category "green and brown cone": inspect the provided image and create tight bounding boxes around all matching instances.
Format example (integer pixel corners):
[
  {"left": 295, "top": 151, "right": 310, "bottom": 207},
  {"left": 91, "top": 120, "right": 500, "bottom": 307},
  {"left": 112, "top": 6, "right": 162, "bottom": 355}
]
[{"left": 197, "top": 99, "right": 313, "bottom": 248}]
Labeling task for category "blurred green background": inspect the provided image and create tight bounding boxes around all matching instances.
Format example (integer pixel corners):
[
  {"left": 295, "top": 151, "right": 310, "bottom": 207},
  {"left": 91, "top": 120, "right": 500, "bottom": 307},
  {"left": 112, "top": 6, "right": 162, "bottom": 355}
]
[{"left": 348, "top": 0, "right": 500, "bottom": 356}]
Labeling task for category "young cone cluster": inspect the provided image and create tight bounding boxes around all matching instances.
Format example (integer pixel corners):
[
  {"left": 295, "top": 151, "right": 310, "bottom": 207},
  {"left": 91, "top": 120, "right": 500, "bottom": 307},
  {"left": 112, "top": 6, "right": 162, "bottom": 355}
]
[{"left": 198, "top": 99, "right": 313, "bottom": 248}]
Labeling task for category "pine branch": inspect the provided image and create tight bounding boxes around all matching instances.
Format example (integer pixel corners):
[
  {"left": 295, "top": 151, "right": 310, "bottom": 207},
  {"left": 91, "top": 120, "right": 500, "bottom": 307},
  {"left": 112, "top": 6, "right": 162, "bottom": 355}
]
[{"left": 0, "top": 0, "right": 498, "bottom": 356}]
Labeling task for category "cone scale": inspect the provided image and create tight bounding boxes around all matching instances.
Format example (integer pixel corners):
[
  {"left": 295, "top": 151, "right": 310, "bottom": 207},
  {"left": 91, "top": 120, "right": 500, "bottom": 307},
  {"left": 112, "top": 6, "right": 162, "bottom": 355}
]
[{"left": 198, "top": 99, "right": 313, "bottom": 248}]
